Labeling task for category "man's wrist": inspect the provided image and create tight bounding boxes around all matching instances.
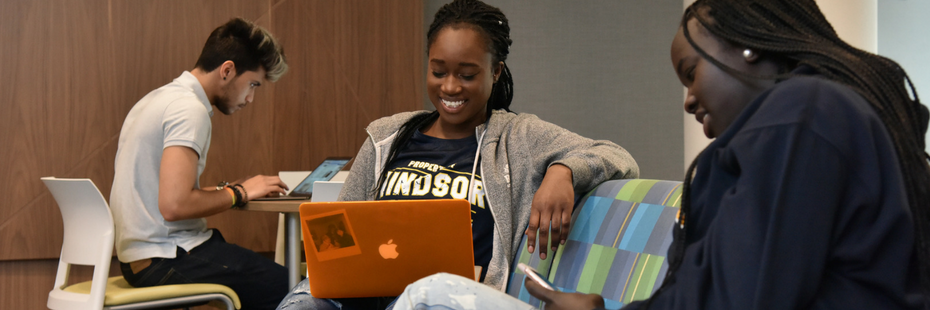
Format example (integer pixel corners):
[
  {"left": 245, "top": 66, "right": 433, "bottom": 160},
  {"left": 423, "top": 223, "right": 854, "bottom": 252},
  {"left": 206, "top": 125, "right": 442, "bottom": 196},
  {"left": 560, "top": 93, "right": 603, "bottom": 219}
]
[
  {"left": 224, "top": 187, "right": 237, "bottom": 206},
  {"left": 234, "top": 184, "right": 248, "bottom": 202}
]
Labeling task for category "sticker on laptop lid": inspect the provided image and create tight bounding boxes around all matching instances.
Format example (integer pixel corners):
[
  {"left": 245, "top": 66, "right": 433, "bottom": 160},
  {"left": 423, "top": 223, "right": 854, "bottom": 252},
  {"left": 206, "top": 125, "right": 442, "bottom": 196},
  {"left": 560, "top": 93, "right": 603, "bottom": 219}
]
[{"left": 303, "top": 209, "right": 362, "bottom": 261}]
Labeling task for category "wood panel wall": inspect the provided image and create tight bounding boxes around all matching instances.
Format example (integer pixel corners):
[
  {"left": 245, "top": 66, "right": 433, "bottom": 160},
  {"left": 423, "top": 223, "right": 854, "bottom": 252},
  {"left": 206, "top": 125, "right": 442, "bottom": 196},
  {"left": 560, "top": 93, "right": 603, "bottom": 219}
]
[{"left": 0, "top": 0, "right": 424, "bottom": 308}]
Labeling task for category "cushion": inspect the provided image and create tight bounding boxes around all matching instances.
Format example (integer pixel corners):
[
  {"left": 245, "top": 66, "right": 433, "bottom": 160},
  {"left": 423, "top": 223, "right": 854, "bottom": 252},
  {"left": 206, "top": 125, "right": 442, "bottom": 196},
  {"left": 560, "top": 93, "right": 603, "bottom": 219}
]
[
  {"left": 63, "top": 276, "right": 241, "bottom": 309},
  {"left": 507, "top": 179, "right": 682, "bottom": 308}
]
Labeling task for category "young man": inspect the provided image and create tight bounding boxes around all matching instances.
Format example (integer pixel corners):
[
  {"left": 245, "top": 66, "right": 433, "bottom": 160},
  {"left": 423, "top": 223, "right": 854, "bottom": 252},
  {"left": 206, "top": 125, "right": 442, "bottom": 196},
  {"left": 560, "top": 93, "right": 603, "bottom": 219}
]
[{"left": 110, "top": 18, "right": 291, "bottom": 309}]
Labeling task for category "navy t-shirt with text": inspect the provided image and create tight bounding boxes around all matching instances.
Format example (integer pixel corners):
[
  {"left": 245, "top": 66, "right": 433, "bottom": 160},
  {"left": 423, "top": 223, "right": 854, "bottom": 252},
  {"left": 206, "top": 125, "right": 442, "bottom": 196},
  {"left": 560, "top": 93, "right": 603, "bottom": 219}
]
[{"left": 377, "top": 130, "right": 493, "bottom": 281}]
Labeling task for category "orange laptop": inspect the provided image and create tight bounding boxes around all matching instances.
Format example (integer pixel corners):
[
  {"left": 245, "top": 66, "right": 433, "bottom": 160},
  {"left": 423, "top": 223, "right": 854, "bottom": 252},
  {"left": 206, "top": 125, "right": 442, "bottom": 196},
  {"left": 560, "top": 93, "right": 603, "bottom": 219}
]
[{"left": 299, "top": 199, "right": 476, "bottom": 298}]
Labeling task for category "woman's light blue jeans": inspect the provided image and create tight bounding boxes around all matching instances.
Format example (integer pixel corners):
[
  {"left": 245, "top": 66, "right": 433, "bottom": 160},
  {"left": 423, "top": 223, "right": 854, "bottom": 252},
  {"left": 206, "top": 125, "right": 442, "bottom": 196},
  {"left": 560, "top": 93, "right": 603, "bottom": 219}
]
[
  {"left": 276, "top": 278, "right": 398, "bottom": 310},
  {"left": 391, "top": 273, "right": 536, "bottom": 310},
  {"left": 277, "top": 273, "right": 536, "bottom": 310}
]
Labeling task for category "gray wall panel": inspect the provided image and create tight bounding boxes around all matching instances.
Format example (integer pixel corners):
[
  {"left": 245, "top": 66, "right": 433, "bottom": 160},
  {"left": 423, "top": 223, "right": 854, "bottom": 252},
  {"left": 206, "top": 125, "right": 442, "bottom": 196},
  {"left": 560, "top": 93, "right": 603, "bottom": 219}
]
[{"left": 425, "top": 0, "right": 684, "bottom": 180}]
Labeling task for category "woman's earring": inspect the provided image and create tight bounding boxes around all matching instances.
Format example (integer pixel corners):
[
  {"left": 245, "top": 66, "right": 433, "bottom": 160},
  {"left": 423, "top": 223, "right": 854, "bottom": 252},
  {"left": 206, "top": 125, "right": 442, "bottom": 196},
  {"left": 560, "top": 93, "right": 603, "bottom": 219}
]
[{"left": 742, "top": 49, "right": 755, "bottom": 60}]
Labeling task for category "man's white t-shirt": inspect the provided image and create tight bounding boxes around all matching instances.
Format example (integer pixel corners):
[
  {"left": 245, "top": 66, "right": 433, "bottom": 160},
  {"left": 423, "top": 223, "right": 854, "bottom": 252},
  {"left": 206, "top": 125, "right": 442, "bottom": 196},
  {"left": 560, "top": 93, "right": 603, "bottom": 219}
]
[{"left": 110, "top": 71, "right": 214, "bottom": 263}]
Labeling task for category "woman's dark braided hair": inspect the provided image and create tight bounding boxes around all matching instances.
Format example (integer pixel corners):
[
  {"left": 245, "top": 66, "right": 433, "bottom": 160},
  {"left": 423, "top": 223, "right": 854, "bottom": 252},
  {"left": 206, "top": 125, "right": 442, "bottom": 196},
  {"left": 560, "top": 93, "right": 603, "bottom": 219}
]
[
  {"left": 647, "top": 0, "right": 930, "bottom": 307},
  {"left": 372, "top": 0, "right": 515, "bottom": 195}
]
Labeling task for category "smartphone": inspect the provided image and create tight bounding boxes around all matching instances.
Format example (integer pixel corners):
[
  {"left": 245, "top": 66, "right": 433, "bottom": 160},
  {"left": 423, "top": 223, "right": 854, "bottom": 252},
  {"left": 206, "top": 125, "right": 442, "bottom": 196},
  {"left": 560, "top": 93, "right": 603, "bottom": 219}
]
[{"left": 518, "top": 262, "right": 556, "bottom": 291}]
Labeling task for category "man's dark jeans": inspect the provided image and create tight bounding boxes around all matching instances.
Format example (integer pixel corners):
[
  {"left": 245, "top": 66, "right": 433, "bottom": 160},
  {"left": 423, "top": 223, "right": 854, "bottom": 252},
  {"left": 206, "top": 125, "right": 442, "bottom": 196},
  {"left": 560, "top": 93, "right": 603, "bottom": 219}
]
[{"left": 120, "top": 229, "right": 289, "bottom": 310}]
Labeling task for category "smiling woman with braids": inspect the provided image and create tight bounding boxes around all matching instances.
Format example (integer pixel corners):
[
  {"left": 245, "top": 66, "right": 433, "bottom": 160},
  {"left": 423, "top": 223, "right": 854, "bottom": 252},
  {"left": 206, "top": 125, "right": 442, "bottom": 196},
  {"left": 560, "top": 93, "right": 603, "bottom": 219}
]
[
  {"left": 275, "top": 0, "right": 638, "bottom": 309},
  {"left": 389, "top": 0, "right": 930, "bottom": 309}
]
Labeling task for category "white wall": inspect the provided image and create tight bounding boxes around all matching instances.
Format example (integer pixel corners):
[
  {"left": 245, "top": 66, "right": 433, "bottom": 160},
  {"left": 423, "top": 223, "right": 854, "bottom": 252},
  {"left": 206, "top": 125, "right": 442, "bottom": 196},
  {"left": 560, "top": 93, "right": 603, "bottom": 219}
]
[
  {"left": 681, "top": 0, "right": 878, "bottom": 172},
  {"left": 878, "top": 0, "right": 930, "bottom": 153}
]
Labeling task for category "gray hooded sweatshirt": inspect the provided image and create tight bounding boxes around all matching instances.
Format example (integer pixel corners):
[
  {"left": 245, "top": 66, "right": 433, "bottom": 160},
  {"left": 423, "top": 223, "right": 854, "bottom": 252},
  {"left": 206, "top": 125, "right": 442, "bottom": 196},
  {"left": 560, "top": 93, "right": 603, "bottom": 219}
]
[{"left": 337, "top": 109, "right": 639, "bottom": 291}]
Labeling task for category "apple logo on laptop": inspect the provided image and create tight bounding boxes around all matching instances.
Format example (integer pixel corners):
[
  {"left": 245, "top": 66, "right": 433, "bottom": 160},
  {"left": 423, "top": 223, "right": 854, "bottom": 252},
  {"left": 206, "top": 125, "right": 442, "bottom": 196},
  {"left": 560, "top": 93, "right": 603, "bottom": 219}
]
[{"left": 379, "top": 239, "right": 399, "bottom": 259}]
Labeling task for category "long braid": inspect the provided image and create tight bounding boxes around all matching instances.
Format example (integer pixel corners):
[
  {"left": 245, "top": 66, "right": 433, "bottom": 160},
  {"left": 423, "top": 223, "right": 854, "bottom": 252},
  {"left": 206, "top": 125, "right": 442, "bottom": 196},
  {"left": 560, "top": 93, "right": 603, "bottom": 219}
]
[
  {"left": 374, "top": 0, "right": 515, "bottom": 195},
  {"left": 654, "top": 1, "right": 930, "bottom": 307},
  {"left": 373, "top": 112, "right": 438, "bottom": 196}
]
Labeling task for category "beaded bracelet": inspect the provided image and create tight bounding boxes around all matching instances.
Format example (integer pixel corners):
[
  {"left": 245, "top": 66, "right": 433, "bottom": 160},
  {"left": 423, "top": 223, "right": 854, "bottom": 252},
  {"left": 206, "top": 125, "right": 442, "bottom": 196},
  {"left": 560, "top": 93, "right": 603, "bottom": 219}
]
[
  {"left": 234, "top": 184, "right": 248, "bottom": 208},
  {"left": 227, "top": 185, "right": 244, "bottom": 209}
]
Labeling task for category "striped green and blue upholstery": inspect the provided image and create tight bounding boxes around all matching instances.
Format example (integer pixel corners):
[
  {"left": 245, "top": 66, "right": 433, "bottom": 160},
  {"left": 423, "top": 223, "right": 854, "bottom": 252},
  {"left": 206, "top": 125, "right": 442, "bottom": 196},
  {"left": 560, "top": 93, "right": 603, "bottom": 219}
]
[
  {"left": 507, "top": 226, "right": 556, "bottom": 307},
  {"left": 507, "top": 179, "right": 683, "bottom": 308}
]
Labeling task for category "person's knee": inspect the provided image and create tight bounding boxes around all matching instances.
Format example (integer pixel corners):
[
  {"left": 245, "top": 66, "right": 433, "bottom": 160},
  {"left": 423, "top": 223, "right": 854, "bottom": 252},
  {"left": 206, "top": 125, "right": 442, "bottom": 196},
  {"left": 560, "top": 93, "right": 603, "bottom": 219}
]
[
  {"left": 290, "top": 278, "right": 312, "bottom": 295},
  {"left": 407, "top": 273, "right": 470, "bottom": 291},
  {"left": 276, "top": 278, "right": 339, "bottom": 310}
]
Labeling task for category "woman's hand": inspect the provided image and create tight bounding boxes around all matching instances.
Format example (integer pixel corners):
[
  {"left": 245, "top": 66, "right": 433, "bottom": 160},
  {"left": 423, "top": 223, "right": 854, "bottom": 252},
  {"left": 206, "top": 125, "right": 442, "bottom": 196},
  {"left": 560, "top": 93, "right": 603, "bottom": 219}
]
[
  {"left": 526, "top": 164, "right": 574, "bottom": 260},
  {"left": 238, "top": 175, "right": 288, "bottom": 200},
  {"left": 525, "top": 278, "right": 605, "bottom": 310}
]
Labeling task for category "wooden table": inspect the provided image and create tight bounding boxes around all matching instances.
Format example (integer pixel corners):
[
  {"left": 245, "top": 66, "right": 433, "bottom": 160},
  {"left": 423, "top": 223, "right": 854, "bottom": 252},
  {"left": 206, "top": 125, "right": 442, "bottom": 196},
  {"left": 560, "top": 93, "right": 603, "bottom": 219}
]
[{"left": 238, "top": 200, "right": 304, "bottom": 289}]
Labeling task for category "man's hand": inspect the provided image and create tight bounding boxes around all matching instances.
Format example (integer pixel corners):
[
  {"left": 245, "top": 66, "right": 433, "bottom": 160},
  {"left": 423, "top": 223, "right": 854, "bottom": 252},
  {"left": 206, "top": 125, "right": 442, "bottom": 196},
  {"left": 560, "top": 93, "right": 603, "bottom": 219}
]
[
  {"left": 526, "top": 164, "right": 574, "bottom": 260},
  {"left": 237, "top": 175, "right": 288, "bottom": 199},
  {"left": 525, "top": 279, "right": 605, "bottom": 310}
]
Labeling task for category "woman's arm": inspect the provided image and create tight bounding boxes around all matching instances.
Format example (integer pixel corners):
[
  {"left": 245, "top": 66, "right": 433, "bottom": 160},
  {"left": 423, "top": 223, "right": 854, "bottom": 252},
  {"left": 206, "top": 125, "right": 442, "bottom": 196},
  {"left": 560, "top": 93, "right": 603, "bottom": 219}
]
[{"left": 514, "top": 115, "right": 640, "bottom": 259}]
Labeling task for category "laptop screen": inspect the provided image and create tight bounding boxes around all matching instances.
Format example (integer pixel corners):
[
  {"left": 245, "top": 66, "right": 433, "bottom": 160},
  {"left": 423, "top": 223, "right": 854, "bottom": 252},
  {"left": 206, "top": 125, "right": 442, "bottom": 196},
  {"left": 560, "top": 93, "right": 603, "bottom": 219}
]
[{"left": 290, "top": 157, "right": 351, "bottom": 196}]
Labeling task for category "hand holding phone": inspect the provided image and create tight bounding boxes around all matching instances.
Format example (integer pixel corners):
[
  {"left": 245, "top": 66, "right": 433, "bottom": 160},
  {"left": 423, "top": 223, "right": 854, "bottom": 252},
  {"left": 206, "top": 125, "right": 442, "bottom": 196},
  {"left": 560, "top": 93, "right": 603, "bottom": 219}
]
[
  {"left": 522, "top": 263, "right": 605, "bottom": 310},
  {"left": 518, "top": 262, "right": 556, "bottom": 291}
]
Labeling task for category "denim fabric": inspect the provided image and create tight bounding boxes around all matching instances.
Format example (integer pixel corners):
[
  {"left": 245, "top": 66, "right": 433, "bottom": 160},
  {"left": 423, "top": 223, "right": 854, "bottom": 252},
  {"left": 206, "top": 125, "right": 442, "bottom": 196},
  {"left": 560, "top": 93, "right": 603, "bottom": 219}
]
[
  {"left": 120, "top": 229, "right": 289, "bottom": 310},
  {"left": 391, "top": 273, "right": 536, "bottom": 310},
  {"left": 276, "top": 278, "right": 397, "bottom": 310}
]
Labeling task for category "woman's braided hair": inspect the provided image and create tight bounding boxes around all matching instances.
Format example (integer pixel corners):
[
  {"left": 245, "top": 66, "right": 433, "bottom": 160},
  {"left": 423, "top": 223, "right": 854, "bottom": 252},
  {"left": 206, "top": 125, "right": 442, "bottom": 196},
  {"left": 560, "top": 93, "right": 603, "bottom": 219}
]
[
  {"left": 648, "top": 0, "right": 930, "bottom": 307},
  {"left": 373, "top": 0, "right": 514, "bottom": 194}
]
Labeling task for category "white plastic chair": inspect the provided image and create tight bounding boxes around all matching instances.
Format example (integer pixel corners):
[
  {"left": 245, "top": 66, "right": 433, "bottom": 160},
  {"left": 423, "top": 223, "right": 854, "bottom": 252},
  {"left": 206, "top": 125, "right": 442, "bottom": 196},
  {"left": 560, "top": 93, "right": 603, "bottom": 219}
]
[{"left": 43, "top": 177, "right": 241, "bottom": 310}]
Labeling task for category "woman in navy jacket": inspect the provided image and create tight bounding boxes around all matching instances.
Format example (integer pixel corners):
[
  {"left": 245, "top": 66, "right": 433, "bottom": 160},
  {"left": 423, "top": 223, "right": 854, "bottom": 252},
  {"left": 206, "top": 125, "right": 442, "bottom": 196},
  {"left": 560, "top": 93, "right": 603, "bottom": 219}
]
[
  {"left": 538, "top": 0, "right": 929, "bottom": 308},
  {"left": 393, "top": 0, "right": 930, "bottom": 309}
]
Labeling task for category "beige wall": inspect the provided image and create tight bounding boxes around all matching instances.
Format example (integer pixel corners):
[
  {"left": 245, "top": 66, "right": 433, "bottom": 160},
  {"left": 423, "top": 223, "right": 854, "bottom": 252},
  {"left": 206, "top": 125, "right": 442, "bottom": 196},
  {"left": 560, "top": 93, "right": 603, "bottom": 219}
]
[{"left": 0, "top": 1, "right": 423, "bottom": 308}]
